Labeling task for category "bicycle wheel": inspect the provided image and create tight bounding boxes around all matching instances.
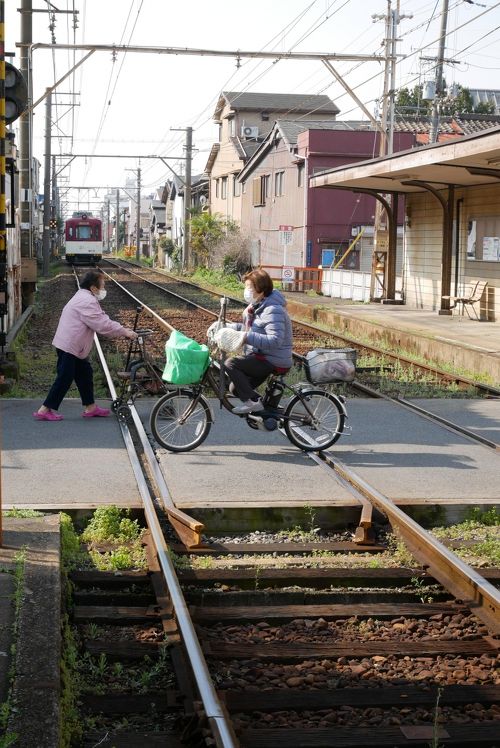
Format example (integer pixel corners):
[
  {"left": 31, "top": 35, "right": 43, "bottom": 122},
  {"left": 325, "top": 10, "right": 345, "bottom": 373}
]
[
  {"left": 284, "top": 389, "right": 345, "bottom": 451},
  {"left": 150, "top": 390, "right": 212, "bottom": 452}
]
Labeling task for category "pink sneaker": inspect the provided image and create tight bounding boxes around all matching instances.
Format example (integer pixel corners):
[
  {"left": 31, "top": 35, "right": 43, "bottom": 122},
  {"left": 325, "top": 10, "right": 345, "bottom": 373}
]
[
  {"left": 33, "top": 410, "right": 63, "bottom": 421},
  {"left": 82, "top": 405, "right": 110, "bottom": 418}
]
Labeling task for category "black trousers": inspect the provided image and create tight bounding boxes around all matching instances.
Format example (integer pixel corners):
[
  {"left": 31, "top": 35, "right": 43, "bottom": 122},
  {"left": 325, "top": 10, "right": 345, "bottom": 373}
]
[
  {"left": 225, "top": 354, "right": 274, "bottom": 402},
  {"left": 44, "top": 349, "right": 94, "bottom": 410}
]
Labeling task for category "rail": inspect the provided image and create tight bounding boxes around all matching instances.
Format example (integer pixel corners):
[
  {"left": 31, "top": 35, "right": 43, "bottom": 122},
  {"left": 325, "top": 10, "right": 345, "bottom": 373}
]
[
  {"left": 91, "top": 321, "right": 238, "bottom": 747},
  {"left": 317, "top": 451, "right": 500, "bottom": 634}
]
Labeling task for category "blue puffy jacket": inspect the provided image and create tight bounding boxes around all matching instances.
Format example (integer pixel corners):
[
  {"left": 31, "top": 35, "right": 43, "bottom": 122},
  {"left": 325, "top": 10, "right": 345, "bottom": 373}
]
[{"left": 240, "top": 289, "right": 293, "bottom": 368}]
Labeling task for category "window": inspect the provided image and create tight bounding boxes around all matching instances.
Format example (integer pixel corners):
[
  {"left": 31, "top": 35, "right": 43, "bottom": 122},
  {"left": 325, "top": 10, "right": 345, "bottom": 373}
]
[
  {"left": 321, "top": 244, "right": 360, "bottom": 271},
  {"left": 297, "top": 163, "right": 304, "bottom": 187},
  {"left": 221, "top": 176, "right": 228, "bottom": 200},
  {"left": 77, "top": 225, "right": 91, "bottom": 240},
  {"left": 242, "top": 181, "right": 246, "bottom": 194},
  {"left": 233, "top": 175, "right": 241, "bottom": 197},
  {"left": 263, "top": 174, "right": 270, "bottom": 199},
  {"left": 252, "top": 177, "right": 264, "bottom": 206},
  {"left": 274, "top": 171, "right": 284, "bottom": 196},
  {"left": 215, "top": 179, "right": 219, "bottom": 198},
  {"left": 252, "top": 175, "right": 270, "bottom": 206},
  {"left": 229, "top": 118, "right": 235, "bottom": 137},
  {"left": 467, "top": 217, "right": 500, "bottom": 262}
]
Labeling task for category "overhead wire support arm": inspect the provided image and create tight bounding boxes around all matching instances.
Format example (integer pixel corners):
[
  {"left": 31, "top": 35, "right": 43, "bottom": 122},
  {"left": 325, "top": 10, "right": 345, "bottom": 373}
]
[{"left": 23, "top": 42, "right": 386, "bottom": 64}]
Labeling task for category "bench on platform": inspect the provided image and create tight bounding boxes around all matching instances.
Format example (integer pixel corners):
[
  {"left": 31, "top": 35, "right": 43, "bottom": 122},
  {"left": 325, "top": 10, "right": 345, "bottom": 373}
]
[{"left": 442, "top": 280, "right": 487, "bottom": 320}]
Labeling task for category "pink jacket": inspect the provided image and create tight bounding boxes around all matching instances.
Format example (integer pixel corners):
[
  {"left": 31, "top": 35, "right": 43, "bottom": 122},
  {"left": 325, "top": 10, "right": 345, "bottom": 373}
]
[{"left": 52, "top": 288, "right": 129, "bottom": 359}]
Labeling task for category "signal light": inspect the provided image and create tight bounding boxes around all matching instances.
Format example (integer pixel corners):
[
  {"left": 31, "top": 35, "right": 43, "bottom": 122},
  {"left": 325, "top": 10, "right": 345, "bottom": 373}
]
[{"left": 5, "top": 63, "right": 28, "bottom": 125}]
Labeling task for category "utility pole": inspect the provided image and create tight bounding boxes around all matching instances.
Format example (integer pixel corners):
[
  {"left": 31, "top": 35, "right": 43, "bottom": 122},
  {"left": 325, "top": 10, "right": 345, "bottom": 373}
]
[
  {"left": 42, "top": 89, "right": 51, "bottom": 276},
  {"left": 184, "top": 127, "right": 192, "bottom": 271},
  {"left": 171, "top": 126, "right": 193, "bottom": 270},
  {"left": 106, "top": 199, "right": 110, "bottom": 252},
  {"left": 19, "top": 0, "right": 35, "bottom": 307},
  {"left": 136, "top": 166, "right": 141, "bottom": 263},
  {"left": 115, "top": 189, "right": 120, "bottom": 252},
  {"left": 51, "top": 154, "right": 57, "bottom": 257},
  {"left": 430, "top": 0, "right": 449, "bottom": 144}
]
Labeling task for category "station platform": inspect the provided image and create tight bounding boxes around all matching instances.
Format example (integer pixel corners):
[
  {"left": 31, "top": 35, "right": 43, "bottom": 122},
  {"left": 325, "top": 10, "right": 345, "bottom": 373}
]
[{"left": 283, "top": 294, "right": 500, "bottom": 383}]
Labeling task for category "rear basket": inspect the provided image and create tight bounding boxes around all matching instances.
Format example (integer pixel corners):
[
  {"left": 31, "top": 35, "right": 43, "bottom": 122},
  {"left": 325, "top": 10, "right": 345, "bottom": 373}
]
[{"left": 304, "top": 348, "right": 357, "bottom": 384}]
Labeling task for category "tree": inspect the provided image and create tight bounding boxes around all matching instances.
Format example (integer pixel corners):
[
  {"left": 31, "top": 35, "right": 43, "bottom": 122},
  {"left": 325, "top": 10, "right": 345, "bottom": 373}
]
[
  {"left": 188, "top": 211, "right": 251, "bottom": 273},
  {"left": 395, "top": 82, "right": 493, "bottom": 117}
]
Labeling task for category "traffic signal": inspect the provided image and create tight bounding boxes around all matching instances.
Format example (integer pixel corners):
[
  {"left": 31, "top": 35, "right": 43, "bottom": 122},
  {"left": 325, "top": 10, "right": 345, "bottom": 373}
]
[{"left": 5, "top": 63, "right": 28, "bottom": 124}]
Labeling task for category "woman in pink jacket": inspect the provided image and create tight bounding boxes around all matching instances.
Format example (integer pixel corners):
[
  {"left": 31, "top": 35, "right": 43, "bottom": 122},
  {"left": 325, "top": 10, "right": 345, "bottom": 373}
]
[{"left": 34, "top": 269, "right": 137, "bottom": 421}]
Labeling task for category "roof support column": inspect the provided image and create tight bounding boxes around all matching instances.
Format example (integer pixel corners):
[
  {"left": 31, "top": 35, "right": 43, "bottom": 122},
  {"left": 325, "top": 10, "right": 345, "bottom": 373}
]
[
  {"left": 354, "top": 189, "right": 397, "bottom": 301},
  {"left": 386, "top": 192, "right": 398, "bottom": 300},
  {"left": 403, "top": 180, "right": 454, "bottom": 315}
]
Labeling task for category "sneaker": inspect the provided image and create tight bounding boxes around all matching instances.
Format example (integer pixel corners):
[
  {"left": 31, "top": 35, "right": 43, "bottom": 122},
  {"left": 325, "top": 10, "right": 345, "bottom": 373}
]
[
  {"left": 82, "top": 405, "right": 111, "bottom": 418},
  {"left": 33, "top": 410, "right": 63, "bottom": 421},
  {"left": 232, "top": 398, "right": 265, "bottom": 415}
]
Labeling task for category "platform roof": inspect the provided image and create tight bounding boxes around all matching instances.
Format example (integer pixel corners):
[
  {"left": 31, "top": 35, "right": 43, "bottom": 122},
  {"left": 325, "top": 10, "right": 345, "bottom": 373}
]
[{"left": 309, "top": 126, "right": 500, "bottom": 193}]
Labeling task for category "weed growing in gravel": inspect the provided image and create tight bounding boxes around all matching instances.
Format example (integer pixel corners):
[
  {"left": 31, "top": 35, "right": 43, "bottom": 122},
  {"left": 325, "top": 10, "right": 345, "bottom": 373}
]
[
  {"left": 410, "top": 576, "right": 435, "bottom": 604},
  {"left": 430, "top": 509, "right": 500, "bottom": 566},
  {"left": 3, "top": 509, "right": 44, "bottom": 518},
  {"left": 0, "top": 550, "right": 26, "bottom": 747}
]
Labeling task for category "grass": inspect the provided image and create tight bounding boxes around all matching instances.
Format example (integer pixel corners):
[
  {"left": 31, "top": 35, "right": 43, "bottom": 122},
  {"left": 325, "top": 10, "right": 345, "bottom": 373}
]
[{"left": 0, "top": 549, "right": 26, "bottom": 747}]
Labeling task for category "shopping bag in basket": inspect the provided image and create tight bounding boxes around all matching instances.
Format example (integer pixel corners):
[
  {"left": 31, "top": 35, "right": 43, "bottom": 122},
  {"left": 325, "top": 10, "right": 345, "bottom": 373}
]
[{"left": 162, "top": 329, "right": 210, "bottom": 385}]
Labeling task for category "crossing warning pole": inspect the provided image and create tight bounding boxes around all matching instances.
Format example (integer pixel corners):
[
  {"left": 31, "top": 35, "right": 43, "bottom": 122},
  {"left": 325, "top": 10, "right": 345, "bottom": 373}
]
[{"left": 0, "top": 0, "right": 5, "bottom": 544}]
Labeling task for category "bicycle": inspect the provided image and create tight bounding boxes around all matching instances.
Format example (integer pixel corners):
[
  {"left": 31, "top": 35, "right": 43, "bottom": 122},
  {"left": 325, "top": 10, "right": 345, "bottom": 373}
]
[
  {"left": 112, "top": 306, "right": 169, "bottom": 422},
  {"left": 149, "top": 300, "right": 349, "bottom": 453}
]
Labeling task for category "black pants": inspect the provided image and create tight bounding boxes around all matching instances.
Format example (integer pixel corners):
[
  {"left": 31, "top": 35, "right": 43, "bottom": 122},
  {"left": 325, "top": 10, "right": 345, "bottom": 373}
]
[
  {"left": 225, "top": 354, "right": 274, "bottom": 402},
  {"left": 43, "top": 349, "right": 94, "bottom": 410}
]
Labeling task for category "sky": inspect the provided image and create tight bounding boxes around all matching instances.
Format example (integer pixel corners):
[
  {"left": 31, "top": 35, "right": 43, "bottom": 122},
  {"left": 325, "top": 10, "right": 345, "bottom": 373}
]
[{"left": 5, "top": 0, "right": 500, "bottom": 218}]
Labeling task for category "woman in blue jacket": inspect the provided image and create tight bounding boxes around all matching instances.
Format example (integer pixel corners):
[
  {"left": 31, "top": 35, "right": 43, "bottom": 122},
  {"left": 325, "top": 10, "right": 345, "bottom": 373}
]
[{"left": 226, "top": 269, "right": 293, "bottom": 414}]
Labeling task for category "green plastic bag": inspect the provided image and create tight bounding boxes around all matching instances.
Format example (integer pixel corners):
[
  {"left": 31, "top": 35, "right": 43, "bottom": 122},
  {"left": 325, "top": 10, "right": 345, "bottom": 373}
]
[{"left": 162, "top": 329, "right": 210, "bottom": 385}]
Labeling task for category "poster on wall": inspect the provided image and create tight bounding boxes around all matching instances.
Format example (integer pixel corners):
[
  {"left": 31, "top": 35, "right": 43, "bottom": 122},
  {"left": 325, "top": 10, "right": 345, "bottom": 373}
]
[
  {"left": 467, "top": 220, "right": 476, "bottom": 259},
  {"left": 482, "top": 236, "right": 500, "bottom": 261}
]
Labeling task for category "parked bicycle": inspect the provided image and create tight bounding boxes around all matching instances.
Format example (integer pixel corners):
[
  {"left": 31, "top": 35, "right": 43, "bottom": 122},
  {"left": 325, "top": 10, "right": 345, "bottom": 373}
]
[
  {"left": 149, "top": 298, "right": 353, "bottom": 454},
  {"left": 112, "top": 306, "right": 168, "bottom": 421}
]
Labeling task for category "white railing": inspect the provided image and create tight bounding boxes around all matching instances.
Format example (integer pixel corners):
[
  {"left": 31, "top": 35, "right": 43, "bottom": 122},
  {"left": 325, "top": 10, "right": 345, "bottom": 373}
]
[{"left": 320, "top": 267, "right": 403, "bottom": 301}]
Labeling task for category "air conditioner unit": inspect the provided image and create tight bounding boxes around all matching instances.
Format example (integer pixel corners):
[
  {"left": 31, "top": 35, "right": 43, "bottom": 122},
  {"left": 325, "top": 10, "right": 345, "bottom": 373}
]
[{"left": 241, "top": 125, "right": 259, "bottom": 138}]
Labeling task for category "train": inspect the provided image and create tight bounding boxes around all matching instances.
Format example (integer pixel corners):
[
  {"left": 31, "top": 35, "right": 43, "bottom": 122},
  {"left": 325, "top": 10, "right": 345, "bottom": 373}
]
[{"left": 64, "top": 212, "right": 103, "bottom": 264}]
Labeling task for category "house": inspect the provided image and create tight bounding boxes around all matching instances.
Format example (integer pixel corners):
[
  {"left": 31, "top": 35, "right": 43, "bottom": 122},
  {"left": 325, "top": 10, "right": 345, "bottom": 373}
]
[
  {"left": 237, "top": 119, "right": 414, "bottom": 270},
  {"left": 205, "top": 91, "right": 340, "bottom": 223},
  {"left": 149, "top": 195, "right": 166, "bottom": 257},
  {"left": 310, "top": 126, "right": 500, "bottom": 320}
]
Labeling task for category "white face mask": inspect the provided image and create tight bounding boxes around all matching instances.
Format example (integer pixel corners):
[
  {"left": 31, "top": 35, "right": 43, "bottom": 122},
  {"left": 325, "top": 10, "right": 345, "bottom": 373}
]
[
  {"left": 244, "top": 287, "right": 257, "bottom": 305},
  {"left": 95, "top": 288, "right": 107, "bottom": 301}
]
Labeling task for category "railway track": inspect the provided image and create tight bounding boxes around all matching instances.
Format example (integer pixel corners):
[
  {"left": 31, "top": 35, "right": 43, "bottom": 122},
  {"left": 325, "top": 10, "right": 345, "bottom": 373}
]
[
  {"left": 27, "top": 267, "right": 500, "bottom": 746},
  {"left": 101, "top": 258, "right": 500, "bottom": 398},
  {"left": 94, "top": 261, "right": 500, "bottom": 459}
]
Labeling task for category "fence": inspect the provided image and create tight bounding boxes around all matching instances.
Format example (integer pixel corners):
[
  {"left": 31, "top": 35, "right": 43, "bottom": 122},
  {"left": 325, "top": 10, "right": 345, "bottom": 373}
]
[
  {"left": 320, "top": 267, "right": 403, "bottom": 301},
  {"left": 259, "top": 264, "right": 323, "bottom": 291}
]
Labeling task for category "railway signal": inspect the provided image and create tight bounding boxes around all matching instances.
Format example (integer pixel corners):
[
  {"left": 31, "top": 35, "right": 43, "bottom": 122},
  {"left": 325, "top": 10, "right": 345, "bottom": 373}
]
[{"left": 5, "top": 63, "right": 28, "bottom": 125}]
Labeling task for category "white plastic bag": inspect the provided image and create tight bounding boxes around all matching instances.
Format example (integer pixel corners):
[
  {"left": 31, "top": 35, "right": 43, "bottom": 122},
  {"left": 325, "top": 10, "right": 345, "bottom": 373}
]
[
  {"left": 214, "top": 327, "right": 246, "bottom": 353},
  {"left": 207, "top": 320, "right": 225, "bottom": 346}
]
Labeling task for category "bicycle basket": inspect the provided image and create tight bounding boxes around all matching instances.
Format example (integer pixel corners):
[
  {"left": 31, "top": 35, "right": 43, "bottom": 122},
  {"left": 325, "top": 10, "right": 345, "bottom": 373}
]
[
  {"left": 304, "top": 348, "right": 357, "bottom": 384},
  {"left": 162, "top": 329, "right": 210, "bottom": 385}
]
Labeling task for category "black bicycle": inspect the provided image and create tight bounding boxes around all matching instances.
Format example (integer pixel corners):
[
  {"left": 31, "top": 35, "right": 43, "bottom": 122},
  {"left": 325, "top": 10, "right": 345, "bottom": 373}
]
[
  {"left": 149, "top": 299, "right": 348, "bottom": 453},
  {"left": 112, "top": 307, "right": 168, "bottom": 422}
]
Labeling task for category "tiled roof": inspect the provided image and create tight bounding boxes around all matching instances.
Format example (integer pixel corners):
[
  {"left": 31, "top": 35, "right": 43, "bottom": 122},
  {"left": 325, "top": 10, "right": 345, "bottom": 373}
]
[
  {"left": 220, "top": 91, "right": 340, "bottom": 115},
  {"left": 393, "top": 113, "right": 500, "bottom": 136},
  {"left": 278, "top": 119, "right": 376, "bottom": 145}
]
